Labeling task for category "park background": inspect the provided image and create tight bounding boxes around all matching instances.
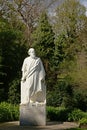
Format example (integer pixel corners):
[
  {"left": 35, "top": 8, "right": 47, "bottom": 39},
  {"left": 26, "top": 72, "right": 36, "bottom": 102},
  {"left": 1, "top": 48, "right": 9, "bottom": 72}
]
[{"left": 0, "top": 0, "right": 87, "bottom": 129}]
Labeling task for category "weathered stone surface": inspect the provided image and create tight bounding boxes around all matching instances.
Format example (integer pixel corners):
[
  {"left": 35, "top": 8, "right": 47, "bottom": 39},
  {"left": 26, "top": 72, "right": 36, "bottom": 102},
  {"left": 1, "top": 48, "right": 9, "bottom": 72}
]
[{"left": 20, "top": 103, "right": 46, "bottom": 126}]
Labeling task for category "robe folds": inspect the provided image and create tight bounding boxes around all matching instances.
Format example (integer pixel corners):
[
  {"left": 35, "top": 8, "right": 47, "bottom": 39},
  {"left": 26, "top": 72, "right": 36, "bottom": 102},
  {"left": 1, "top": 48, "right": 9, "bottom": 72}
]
[{"left": 21, "top": 57, "right": 46, "bottom": 104}]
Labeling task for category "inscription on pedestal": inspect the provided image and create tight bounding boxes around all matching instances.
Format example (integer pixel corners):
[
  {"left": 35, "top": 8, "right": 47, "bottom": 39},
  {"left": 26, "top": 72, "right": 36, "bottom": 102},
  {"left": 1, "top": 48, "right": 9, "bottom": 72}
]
[{"left": 20, "top": 103, "right": 46, "bottom": 126}]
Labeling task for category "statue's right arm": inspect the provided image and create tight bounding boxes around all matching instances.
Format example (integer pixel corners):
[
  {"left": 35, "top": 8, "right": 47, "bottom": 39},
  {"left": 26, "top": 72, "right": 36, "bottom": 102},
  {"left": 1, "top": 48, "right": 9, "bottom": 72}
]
[{"left": 21, "top": 59, "right": 27, "bottom": 82}]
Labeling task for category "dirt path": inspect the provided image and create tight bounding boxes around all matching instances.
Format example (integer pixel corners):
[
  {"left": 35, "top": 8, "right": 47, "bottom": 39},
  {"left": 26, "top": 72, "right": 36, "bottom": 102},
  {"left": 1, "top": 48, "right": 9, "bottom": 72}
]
[{"left": 0, "top": 121, "right": 79, "bottom": 130}]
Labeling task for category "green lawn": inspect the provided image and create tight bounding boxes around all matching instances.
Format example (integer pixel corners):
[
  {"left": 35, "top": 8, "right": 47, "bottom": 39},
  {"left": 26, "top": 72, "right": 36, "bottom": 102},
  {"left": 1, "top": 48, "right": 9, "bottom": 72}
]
[{"left": 68, "top": 128, "right": 87, "bottom": 130}]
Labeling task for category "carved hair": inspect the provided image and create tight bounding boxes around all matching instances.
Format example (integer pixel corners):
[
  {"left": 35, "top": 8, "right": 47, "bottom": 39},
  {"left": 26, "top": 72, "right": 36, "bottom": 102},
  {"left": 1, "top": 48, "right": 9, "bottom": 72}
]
[{"left": 28, "top": 48, "right": 35, "bottom": 55}]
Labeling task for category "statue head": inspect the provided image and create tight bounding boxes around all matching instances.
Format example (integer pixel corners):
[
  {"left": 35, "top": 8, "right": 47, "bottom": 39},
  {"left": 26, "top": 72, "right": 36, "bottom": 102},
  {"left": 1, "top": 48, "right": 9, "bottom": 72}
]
[{"left": 28, "top": 48, "right": 36, "bottom": 58}]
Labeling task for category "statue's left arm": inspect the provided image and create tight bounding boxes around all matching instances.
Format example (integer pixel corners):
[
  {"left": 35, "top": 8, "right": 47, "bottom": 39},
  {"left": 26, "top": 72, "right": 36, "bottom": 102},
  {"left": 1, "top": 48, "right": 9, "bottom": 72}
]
[
  {"left": 39, "top": 59, "right": 46, "bottom": 82},
  {"left": 21, "top": 59, "right": 27, "bottom": 82}
]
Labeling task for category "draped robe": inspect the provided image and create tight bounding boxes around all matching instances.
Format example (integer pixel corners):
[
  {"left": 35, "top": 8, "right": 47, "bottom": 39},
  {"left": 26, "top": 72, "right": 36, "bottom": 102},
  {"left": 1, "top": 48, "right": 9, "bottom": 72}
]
[{"left": 21, "top": 56, "right": 46, "bottom": 104}]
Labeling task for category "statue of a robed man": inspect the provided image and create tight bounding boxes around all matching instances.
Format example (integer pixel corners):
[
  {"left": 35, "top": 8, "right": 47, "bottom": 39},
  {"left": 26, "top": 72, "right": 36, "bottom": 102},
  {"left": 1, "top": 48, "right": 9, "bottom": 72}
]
[{"left": 21, "top": 48, "right": 46, "bottom": 104}]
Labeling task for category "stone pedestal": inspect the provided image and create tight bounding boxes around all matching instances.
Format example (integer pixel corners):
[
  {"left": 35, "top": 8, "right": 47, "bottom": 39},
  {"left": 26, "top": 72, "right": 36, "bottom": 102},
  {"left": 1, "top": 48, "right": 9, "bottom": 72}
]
[{"left": 20, "top": 103, "right": 46, "bottom": 126}]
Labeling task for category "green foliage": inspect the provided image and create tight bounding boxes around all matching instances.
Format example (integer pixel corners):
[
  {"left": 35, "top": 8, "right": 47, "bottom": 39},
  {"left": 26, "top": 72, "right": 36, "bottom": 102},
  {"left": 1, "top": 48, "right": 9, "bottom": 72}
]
[
  {"left": 53, "top": 0, "right": 86, "bottom": 69},
  {"left": 73, "top": 90, "right": 87, "bottom": 111},
  {"left": 32, "top": 12, "right": 55, "bottom": 60},
  {"left": 0, "top": 102, "right": 19, "bottom": 122},
  {"left": 47, "top": 75, "right": 87, "bottom": 111},
  {"left": 68, "top": 109, "right": 86, "bottom": 122},
  {"left": 47, "top": 106, "right": 69, "bottom": 121},
  {"left": 47, "top": 91, "right": 62, "bottom": 107},
  {"left": 8, "top": 78, "right": 20, "bottom": 104},
  {"left": 47, "top": 76, "right": 74, "bottom": 108},
  {"left": 67, "top": 128, "right": 87, "bottom": 130},
  {"left": 79, "top": 118, "right": 87, "bottom": 125},
  {"left": 0, "top": 88, "right": 4, "bottom": 102},
  {"left": 0, "top": 19, "right": 10, "bottom": 32},
  {"left": 50, "top": 0, "right": 87, "bottom": 98},
  {"left": 54, "top": 33, "right": 67, "bottom": 65},
  {"left": 32, "top": 11, "right": 55, "bottom": 94},
  {"left": 0, "top": 24, "right": 27, "bottom": 101},
  {"left": 54, "top": 33, "right": 76, "bottom": 69},
  {"left": 54, "top": 0, "right": 86, "bottom": 35}
]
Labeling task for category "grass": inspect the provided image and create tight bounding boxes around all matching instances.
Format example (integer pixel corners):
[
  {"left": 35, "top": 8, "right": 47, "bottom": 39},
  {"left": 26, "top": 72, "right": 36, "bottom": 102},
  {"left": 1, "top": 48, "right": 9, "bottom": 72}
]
[{"left": 67, "top": 128, "right": 87, "bottom": 130}]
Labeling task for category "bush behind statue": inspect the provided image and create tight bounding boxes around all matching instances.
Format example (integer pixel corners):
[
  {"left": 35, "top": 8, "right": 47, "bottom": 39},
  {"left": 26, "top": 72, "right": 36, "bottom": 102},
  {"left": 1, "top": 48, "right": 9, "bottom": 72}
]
[
  {"left": 47, "top": 106, "right": 87, "bottom": 122},
  {"left": 47, "top": 106, "right": 70, "bottom": 121},
  {"left": 68, "top": 109, "right": 87, "bottom": 122},
  {"left": 0, "top": 102, "right": 87, "bottom": 123},
  {"left": 0, "top": 102, "right": 19, "bottom": 122}
]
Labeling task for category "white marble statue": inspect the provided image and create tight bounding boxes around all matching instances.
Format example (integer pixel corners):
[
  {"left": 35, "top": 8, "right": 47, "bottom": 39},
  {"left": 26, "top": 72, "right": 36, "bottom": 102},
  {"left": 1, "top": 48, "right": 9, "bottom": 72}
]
[{"left": 21, "top": 48, "right": 46, "bottom": 104}]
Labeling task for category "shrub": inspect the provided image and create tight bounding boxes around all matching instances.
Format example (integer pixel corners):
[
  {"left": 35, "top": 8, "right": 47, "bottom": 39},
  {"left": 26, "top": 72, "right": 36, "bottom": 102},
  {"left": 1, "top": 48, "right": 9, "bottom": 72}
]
[
  {"left": 79, "top": 118, "right": 87, "bottom": 125},
  {"left": 68, "top": 109, "right": 85, "bottom": 121},
  {"left": 73, "top": 90, "right": 87, "bottom": 111},
  {"left": 0, "top": 102, "right": 19, "bottom": 122},
  {"left": 47, "top": 91, "right": 62, "bottom": 107},
  {"left": 47, "top": 106, "right": 69, "bottom": 121},
  {"left": 8, "top": 78, "right": 20, "bottom": 104}
]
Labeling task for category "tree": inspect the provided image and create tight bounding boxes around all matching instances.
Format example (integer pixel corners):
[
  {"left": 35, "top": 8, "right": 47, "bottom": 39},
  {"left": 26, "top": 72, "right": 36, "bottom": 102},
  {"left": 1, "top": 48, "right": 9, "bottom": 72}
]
[
  {"left": 32, "top": 12, "right": 55, "bottom": 69},
  {"left": 0, "top": 19, "right": 27, "bottom": 102},
  {"left": 53, "top": 0, "right": 86, "bottom": 74},
  {"left": 54, "top": 0, "right": 86, "bottom": 35},
  {"left": 0, "top": 19, "right": 10, "bottom": 101},
  {"left": 0, "top": 0, "right": 41, "bottom": 46},
  {"left": 8, "top": 78, "right": 20, "bottom": 104},
  {"left": 47, "top": 0, "right": 87, "bottom": 108},
  {"left": 0, "top": 0, "right": 58, "bottom": 46},
  {"left": 32, "top": 12, "right": 55, "bottom": 93},
  {"left": 0, "top": 44, "right": 5, "bottom": 101}
]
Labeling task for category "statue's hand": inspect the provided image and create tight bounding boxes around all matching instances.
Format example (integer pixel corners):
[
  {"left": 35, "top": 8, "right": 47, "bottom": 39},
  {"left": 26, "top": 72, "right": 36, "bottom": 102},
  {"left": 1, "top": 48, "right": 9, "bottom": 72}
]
[
  {"left": 21, "top": 77, "right": 26, "bottom": 82},
  {"left": 41, "top": 78, "right": 45, "bottom": 83}
]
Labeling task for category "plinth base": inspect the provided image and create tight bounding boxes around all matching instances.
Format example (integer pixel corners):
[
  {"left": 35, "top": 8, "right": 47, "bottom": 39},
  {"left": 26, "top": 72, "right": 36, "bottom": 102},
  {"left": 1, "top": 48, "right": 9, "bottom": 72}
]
[{"left": 20, "top": 103, "right": 46, "bottom": 126}]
